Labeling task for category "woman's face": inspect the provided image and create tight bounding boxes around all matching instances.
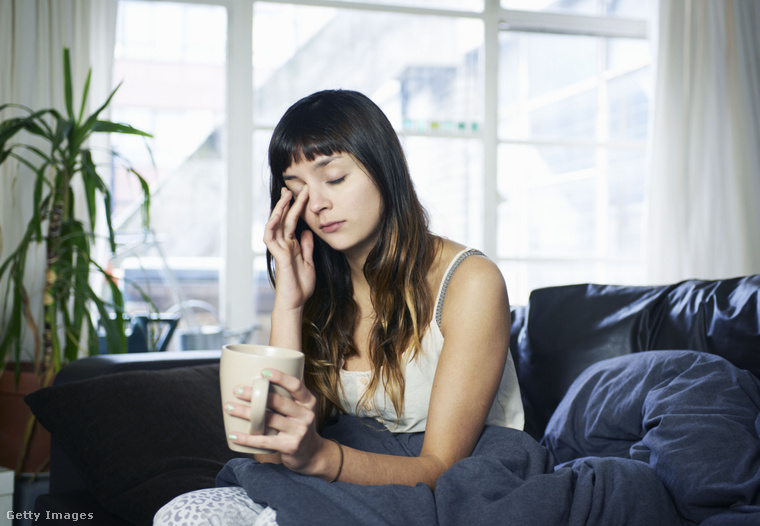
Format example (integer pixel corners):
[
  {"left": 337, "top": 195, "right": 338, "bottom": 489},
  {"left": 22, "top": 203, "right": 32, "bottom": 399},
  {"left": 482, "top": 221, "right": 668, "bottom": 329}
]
[{"left": 282, "top": 152, "right": 384, "bottom": 262}]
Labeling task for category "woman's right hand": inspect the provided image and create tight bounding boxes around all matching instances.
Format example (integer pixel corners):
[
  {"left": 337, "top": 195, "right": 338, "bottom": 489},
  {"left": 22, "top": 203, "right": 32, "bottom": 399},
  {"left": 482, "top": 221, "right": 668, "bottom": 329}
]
[{"left": 264, "top": 187, "right": 316, "bottom": 311}]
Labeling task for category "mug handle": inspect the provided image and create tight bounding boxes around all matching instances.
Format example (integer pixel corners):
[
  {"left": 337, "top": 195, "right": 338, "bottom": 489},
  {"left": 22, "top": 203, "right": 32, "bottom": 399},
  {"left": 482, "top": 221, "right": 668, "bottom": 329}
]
[{"left": 249, "top": 376, "right": 270, "bottom": 435}]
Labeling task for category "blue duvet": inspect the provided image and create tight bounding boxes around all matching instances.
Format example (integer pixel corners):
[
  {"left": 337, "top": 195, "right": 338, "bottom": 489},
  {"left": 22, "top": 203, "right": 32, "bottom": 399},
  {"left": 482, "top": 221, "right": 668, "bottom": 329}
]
[{"left": 217, "top": 351, "right": 760, "bottom": 525}]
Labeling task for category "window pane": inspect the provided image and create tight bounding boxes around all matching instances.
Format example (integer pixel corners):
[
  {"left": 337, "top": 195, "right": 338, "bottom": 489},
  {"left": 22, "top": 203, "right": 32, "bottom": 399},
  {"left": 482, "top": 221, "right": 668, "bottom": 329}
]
[
  {"left": 402, "top": 137, "right": 483, "bottom": 242},
  {"left": 252, "top": 131, "right": 275, "bottom": 257},
  {"left": 498, "top": 144, "right": 595, "bottom": 257},
  {"left": 327, "top": 0, "right": 482, "bottom": 10},
  {"left": 607, "top": 37, "right": 650, "bottom": 70},
  {"left": 500, "top": 0, "right": 652, "bottom": 18},
  {"left": 252, "top": 131, "right": 275, "bottom": 324},
  {"left": 608, "top": 67, "right": 651, "bottom": 142},
  {"left": 501, "top": 0, "right": 602, "bottom": 16},
  {"left": 497, "top": 144, "right": 647, "bottom": 255},
  {"left": 498, "top": 32, "right": 599, "bottom": 140},
  {"left": 111, "top": 1, "right": 227, "bottom": 331},
  {"left": 607, "top": 147, "right": 645, "bottom": 259},
  {"left": 605, "top": 0, "right": 653, "bottom": 18}
]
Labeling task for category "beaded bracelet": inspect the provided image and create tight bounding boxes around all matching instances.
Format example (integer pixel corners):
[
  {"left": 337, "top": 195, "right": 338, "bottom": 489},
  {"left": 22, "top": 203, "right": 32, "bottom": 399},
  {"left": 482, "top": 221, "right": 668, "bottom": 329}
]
[{"left": 327, "top": 438, "right": 344, "bottom": 482}]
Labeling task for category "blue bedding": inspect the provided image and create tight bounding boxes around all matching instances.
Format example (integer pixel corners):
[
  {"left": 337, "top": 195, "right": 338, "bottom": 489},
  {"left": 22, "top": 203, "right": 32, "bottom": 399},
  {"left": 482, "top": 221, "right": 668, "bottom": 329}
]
[{"left": 217, "top": 351, "right": 760, "bottom": 525}]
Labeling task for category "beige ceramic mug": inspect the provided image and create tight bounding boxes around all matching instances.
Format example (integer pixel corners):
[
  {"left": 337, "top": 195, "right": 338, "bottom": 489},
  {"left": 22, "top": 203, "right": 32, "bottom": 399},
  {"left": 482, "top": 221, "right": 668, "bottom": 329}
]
[{"left": 220, "top": 343, "right": 305, "bottom": 454}]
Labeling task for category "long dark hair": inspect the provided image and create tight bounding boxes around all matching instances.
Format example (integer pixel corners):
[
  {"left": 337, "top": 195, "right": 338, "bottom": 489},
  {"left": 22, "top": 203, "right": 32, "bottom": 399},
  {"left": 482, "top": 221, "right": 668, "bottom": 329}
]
[{"left": 267, "top": 90, "right": 438, "bottom": 426}]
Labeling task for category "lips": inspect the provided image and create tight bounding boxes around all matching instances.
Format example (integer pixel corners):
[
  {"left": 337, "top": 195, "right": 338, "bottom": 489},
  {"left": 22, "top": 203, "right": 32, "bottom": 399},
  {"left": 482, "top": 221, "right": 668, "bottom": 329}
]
[{"left": 320, "top": 221, "right": 345, "bottom": 233}]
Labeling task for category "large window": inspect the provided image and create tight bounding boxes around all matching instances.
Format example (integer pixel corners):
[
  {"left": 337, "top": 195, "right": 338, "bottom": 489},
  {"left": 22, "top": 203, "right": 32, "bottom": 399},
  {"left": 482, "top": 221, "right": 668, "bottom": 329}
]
[
  {"left": 110, "top": 0, "right": 652, "bottom": 347},
  {"left": 496, "top": 26, "right": 651, "bottom": 301}
]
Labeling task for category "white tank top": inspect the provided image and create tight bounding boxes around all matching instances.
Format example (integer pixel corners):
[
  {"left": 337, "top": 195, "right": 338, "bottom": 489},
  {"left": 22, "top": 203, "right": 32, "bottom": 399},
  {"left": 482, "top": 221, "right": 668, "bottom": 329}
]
[{"left": 338, "top": 248, "right": 525, "bottom": 433}]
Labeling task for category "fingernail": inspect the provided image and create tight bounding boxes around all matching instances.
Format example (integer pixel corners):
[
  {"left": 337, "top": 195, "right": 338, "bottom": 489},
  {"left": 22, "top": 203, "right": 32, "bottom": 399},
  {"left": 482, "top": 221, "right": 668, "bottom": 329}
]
[
  {"left": 262, "top": 369, "right": 272, "bottom": 378},
  {"left": 228, "top": 434, "right": 238, "bottom": 441},
  {"left": 234, "top": 386, "right": 244, "bottom": 396},
  {"left": 225, "top": 403, "right": 235, "bottom": 413},
  {"left": 281, "top": 187, "right": 287, "bottom": 196}
]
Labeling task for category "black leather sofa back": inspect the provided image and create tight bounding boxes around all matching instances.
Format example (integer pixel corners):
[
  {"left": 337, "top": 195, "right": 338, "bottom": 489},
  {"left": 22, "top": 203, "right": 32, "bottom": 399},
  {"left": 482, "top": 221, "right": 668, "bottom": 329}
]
[{"left": 511, "top": 275, "right": 760, "bottom": 439}]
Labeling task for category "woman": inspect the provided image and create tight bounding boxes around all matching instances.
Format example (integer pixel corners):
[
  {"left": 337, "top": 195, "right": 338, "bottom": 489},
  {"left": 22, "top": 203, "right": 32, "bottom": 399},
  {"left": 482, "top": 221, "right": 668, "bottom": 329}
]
[{"left": 155, "top": 90, "right": 523, "bottom": 525}]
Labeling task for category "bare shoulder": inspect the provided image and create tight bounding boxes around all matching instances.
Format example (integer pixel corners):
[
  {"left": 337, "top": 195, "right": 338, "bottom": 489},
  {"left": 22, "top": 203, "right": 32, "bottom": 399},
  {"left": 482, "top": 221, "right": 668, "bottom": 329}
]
[
  {"left": 434, "top": 240, "right": 510, "bottom": 331},
  {"left": 436, "top": 239, "right": 506, "bottom": 291},
  {"left": 448, "top": 251, "right": 507, "bottom": 300}
]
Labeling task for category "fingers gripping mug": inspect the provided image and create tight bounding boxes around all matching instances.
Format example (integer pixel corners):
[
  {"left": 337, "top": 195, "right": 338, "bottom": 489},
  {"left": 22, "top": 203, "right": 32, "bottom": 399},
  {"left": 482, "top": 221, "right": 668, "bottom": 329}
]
[{"left": 220, "top": 344, "right": 305, "bottom": 454}]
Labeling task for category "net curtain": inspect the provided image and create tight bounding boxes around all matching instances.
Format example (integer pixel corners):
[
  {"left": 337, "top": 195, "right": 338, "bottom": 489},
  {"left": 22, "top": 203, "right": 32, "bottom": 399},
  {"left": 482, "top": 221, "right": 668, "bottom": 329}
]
[{"left": 646, "top": 0, "right": 760, "bottom": 283}]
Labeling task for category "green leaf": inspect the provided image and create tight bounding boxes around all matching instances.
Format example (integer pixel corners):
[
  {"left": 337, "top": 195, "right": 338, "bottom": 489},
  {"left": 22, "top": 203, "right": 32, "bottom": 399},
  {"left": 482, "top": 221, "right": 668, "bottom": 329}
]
[
  {"left": 0, "top": 279, "right": 23, "bottom": 370},
  {"left": 66, "top": 225, "right": 91, "bottom": 363},
  {"left": 111, "top": 149, "right": 153, "bottom": 230},
  {"left": 89, "top": 258, "right": 128, "bottom": 354},
  {"left": 132, "top": 169, "right": 152, "bottom": 230},
  {"left": 78, "top": 69, "right": 92, "bottom": 125},
  {"left": 0, "top": 110, "right": 54, "bottom": 149},
  {"left": 52, "top": 117, "right": 74, "bottom": 153},
  {"left": 75, "top": 82, "right": 123, "bottom": 149},
  {"left": 92, "top": 120, "right": 152, "bottom": 137},
  {"left": 60, "top": 295, "right": 80, "bottom": 364},
  {"left": 80, "top": 151, "right": 99, "bottom": 231},
  {"left": 91, "top": 297, "right": 126, "bottom": 355},
  {"left": 19, "top": 112, "right": 58, "bottom": 142},
  {"left": 63, "top": 48, "right": 74, "bottom": 120},
  {"left": 0, "top": 117, "right": 31, "bottom": 147},
  {"left": 13, "top": 144, "right": 54, "bottom": 165},
  {"left": 85, "top": 315, "right": 99, "bottom": 357},
  {"left": 0, "top": 221, "right": 37, "bottom": 284},
  {"left": 0, "top": 102, "right": 27, "bottom": 113},
  {"left": 81, "top": 157, "right": 118, "bottom": 253},
  {"left": 102, "top": 190, "right": 117, "bottom": 253}
]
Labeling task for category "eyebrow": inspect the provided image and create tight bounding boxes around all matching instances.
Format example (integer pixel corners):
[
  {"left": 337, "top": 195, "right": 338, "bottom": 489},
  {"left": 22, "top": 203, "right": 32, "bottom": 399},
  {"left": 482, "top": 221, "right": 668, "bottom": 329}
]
[
  {"left": 283, "top": 154, "right": 343, "bottom": 179},
  {"left": 315, "top": 155, "right": 341, "bottom": 169}
]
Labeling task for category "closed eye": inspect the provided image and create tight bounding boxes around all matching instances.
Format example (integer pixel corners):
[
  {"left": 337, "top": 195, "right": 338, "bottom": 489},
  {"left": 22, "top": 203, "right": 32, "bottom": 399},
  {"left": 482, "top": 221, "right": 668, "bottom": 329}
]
[{"left": 328, "top": 176, "right": 346, "bottom": 185}]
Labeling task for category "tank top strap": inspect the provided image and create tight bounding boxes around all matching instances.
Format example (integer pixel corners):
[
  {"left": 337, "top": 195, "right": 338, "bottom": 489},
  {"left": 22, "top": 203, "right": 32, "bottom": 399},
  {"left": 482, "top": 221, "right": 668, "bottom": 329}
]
[{"left": 434, "top": 248, "right": 485, "bottom": 329}]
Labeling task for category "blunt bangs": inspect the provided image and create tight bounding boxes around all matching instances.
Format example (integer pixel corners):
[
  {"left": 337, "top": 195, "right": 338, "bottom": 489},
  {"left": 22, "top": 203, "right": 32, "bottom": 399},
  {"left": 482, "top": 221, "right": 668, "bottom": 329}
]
[{"left": 269, "top": 125, "right": 346, "bottom": 181}]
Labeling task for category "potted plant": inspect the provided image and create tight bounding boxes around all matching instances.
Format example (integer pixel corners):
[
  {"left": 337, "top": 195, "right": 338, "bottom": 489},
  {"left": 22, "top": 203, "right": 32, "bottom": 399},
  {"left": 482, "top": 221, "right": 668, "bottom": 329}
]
[{"left": 0, "top": 48, "right": 152, "bottom": 472}]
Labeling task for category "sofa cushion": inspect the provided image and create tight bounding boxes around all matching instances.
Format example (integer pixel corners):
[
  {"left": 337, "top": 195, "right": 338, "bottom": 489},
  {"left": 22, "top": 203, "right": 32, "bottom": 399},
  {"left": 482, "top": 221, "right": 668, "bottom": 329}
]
[
  {"left": 25, "top": 364, "right": 237, "bottom": 526},
  {"left": 514, "top": 275, "right": 760, "bottom": 439}
]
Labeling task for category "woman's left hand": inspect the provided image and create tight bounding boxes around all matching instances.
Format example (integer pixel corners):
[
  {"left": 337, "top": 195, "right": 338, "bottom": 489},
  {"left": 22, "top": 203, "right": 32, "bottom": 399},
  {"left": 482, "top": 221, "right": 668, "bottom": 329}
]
[{"left": 226, "top": 369, "right": 330, "bottom": 476}]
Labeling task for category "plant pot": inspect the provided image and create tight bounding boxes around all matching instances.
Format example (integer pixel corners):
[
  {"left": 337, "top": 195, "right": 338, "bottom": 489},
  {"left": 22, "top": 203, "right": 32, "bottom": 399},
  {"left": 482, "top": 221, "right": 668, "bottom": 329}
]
[{"left": 0, "top": 363, "right": 50, "bottom": 473}]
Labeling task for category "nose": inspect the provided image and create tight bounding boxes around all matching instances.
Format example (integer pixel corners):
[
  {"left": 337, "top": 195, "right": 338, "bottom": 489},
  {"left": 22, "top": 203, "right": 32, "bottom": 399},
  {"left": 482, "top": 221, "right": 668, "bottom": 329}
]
[{"left": 307, "top": 185, "right": 330, "bottom": 214}]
